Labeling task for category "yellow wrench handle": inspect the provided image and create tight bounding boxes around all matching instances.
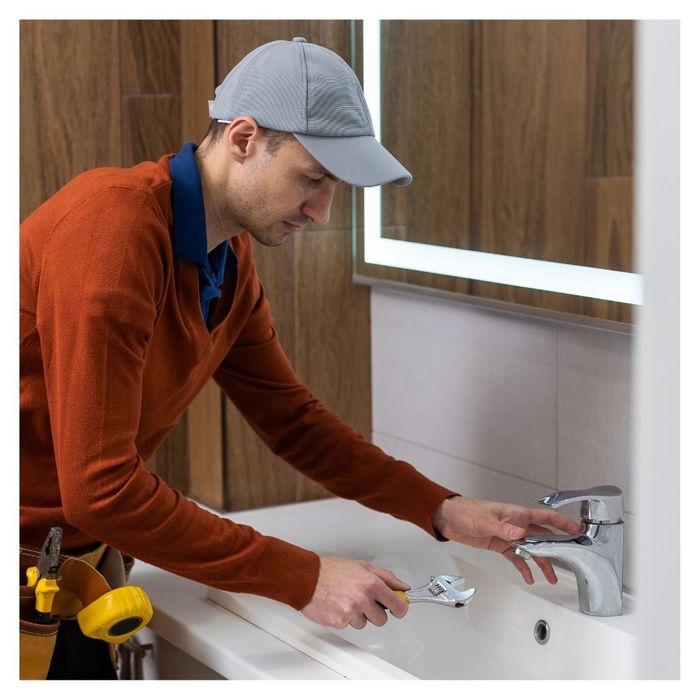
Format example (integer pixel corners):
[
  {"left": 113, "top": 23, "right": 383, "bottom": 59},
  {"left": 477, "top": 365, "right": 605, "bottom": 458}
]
[{"left": 393, "top": 590, "right": 410, "bottom": 604}]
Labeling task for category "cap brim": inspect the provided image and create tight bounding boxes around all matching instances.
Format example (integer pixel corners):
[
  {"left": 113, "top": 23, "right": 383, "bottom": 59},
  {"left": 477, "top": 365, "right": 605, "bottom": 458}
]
[{"left": 293, "top": 133, "right": 412, "bottom": 187}]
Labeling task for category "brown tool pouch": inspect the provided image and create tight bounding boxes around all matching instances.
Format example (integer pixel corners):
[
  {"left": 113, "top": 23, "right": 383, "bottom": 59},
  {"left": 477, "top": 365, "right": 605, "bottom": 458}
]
[
  {"left": 19, "top": 542, "right": 133, "bottom": 680},
  {"left": 19, "top": 580, "right": 59, "bottom": 680}
]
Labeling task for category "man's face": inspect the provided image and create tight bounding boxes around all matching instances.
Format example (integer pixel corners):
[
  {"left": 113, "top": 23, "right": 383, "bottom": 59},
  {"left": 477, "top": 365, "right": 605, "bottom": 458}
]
[{"left": 225, "top": 136, "right": 341, "bottom": 247}]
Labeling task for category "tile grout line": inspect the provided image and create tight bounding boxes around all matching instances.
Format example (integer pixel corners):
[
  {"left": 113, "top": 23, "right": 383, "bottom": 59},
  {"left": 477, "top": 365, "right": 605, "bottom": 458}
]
[{"left": 372, "top": 430, "right": 558, "bottom": 495}]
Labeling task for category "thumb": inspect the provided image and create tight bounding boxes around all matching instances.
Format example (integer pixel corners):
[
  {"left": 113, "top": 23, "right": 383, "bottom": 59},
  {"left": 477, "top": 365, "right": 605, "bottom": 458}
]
[
  {"left": 369, "top": 564, "right": 410, "bottom": 591},
  {"left": 501, "top": 523, "right": 527, "bottom": 541}
]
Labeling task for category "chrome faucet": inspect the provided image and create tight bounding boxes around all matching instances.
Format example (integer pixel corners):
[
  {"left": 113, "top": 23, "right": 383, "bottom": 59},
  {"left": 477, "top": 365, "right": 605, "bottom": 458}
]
[{"left": 510, "top": 485, "right": 624, "bottom": 617}]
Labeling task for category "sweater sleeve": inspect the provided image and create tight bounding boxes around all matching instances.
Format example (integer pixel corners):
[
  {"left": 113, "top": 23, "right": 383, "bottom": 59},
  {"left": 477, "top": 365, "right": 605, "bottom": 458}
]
[
  {"left": 213, "top": 275, "right": 458, "bottom": 536},
  {"left": 35, "top": 188, "right": 320, "bottom": 610}
]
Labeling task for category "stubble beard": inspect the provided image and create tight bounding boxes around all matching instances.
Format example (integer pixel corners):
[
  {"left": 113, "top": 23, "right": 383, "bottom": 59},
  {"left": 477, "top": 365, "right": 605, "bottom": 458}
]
[{"left": 224, "top": 179, "right": 290, "bottom": 248}]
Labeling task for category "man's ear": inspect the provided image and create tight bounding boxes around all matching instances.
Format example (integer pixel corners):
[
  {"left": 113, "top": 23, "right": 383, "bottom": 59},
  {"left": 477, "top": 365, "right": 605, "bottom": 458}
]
[{"left": 225, "top": 117, "right": 261, "bottom": 162}]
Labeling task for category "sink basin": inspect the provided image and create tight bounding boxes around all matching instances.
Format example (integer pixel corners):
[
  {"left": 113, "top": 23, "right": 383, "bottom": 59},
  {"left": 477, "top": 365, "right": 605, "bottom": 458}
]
[{"left": 208, "top": 542, "right": 638, "bottom": 679}]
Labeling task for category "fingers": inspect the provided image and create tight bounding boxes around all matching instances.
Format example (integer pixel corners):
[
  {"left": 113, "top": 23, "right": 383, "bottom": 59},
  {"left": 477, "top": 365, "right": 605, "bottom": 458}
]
[
  {"left": 366, "top": 563, "right": 410, "bottom": 591},
  {"left": 348, "top": 600, "right": 404, "bottom": 628},
  {"left": 432, "top": 497, "right": 577, "bottom": 588},
  {"left": 363, "top": 565, "right": 409, "bottom": 622},
  {"left": 376, "top": 589, "right": 410, "bottom": 619},
  {"left": 365, "top": 563, "right": 410, "bottom": 618},
  {"left": 519, "top": 525, "right": 560, "bottom": 584},
  {"left": 533, "top": 555, "right": 558, "bottom": 584},
  {"left": 500, "top": 529, "right": 559, "bottom": 585},
  {"left": 348, "top": 602, "right": 398, "bottom": 629},
  {"left": 506, "top": 550, "right": 558, "bottom": 585},
  {"left": 349, "top": 594, "right": 399, "bottom": 629},
  {"left": 526, "top": 507, "right": 583, "bottom": 535},
  {"left": 349, "top": 615, "right": 367, "bottom": 630},
  {"left": 502, "top": 548, "right": 535, "bottom": 585},
  {"left": 363, "top": 602, "right": 390, "bottom": 627},
  {"left": 495, "top": 509, "right": 581, "bottom": 542},
  {"left": 302, "top": 557, "right": 411, "bottom": 630}
]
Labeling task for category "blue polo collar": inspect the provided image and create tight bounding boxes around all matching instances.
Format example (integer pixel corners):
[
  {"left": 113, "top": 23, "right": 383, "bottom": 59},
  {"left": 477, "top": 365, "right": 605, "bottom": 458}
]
[{"left": 169, "top": 142, "right": 238, "bottom": 323}]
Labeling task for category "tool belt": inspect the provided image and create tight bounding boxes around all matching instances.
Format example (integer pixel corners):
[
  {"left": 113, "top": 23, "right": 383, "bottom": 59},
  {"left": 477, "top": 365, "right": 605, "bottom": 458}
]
[{"left": 19, "top": 542, "right": 137, "bottom": 680}]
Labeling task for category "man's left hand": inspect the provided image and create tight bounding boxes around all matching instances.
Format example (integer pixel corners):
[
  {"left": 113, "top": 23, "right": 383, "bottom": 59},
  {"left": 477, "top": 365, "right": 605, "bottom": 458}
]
[{"left": 432, "top": 496, "right": 583, "bottom": 585}]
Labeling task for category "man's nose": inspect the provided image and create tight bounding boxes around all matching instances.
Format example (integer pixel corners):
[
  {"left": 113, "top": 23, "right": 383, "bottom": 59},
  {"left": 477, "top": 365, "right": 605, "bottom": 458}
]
[{"left": 302, "top": 182, "right": 337, "bottom": 226}]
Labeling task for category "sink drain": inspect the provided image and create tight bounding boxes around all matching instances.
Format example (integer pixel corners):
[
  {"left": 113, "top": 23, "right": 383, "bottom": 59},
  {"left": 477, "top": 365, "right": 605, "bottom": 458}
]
[{"left": 534, "top": 619, "right": 550, "bottom": 645}]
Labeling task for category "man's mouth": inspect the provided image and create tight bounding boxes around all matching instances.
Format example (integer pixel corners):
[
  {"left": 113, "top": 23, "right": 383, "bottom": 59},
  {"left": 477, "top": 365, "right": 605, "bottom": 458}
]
[{"left": 283, "top": 219, "right": 308, "bottom": 230}]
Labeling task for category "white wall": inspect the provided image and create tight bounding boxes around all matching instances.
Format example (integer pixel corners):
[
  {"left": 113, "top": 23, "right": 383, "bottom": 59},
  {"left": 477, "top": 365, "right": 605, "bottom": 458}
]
[
  {"left": 370, "top": 285, "right": 635, "bottom": 591},
  {"left": 631, "top": 19, "right": 680, "bottom": 680}
]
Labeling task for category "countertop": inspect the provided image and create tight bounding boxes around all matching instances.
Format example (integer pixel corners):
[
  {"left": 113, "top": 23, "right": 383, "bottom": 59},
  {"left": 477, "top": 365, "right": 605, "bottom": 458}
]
[
  {"left": 129, "top": 497, "right": 436, "bottom": 679},
  {"left": 129, "top": 496, "right": 637, "bottom": 679}
]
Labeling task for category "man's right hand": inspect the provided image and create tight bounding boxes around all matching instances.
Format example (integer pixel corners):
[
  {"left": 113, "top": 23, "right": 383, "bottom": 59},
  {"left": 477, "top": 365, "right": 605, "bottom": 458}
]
[{"left": 301, "top": 556, "right": 410, "bottom": 629}]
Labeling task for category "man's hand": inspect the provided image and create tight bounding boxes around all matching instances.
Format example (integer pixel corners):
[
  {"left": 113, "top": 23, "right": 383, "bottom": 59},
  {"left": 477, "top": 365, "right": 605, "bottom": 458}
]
[
  {"left": 433, "top": 496, "right": 583, "bottom": 585},
  {"left": 301, "top": 556, "right": 410, "bottom": 629}
]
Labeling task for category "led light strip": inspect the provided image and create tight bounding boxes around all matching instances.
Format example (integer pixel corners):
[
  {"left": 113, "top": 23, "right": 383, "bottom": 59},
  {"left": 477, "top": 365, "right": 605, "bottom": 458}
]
[{"left": 361, "top": 20, "right": 643, "bottom": 305}]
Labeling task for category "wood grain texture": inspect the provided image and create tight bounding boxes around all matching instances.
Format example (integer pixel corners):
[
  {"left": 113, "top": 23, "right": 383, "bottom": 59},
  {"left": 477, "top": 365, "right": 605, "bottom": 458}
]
[
  {"left": 380, "top": 20, "right": 472, "bottom": 248},
  {"left": 478, "top": 20, "right": 587, "bottom": 264},
  {"left": 586, "top": 21, "right": 634, "bottom": 177},
  {"left": 585, "top": 178, "right": 633, "bottom": 271},
  {"left": 119, "top": 20, "right": 180, "bottom": 95},
  {"left": 186, "top": 383, "right": 225, "bottom": 510},
  {"left": 180, "top": 20, "right": 216, "bottom": 142},
  {"left": 177, "top": 20, "right": 224, "bottom": 508},
  {"left": 148, "top": 412, "right": 191, "bottom": 494},
  {"left": 293, "top": 228, "right": 371, "bottom": 500},
  {"left": 121, "top": 95, "right": 182, "bottom": 165},
  {"left": 20, "top": 20, "right": 121, "bottom": 220},
  {"left": 359, "top": 19, "right": 635, "bottom": 323}
]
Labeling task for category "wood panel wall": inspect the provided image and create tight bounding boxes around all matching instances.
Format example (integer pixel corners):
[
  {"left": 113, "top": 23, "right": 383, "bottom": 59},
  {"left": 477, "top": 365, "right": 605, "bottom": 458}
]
[
  {"left": 359, "top": 20, "right": 634, "bottom": 324},
  {"left": 214, "top": 21, "right": 369, "bottom": 510},
  {"left": 20, "top": 20, "right": 370, "bottom": 513}
]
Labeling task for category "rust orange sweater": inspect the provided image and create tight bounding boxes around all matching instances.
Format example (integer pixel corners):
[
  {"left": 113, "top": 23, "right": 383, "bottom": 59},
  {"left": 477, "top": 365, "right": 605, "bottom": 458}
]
[{"left": 20, "top": 153, "right": 456, "bottom": 609}]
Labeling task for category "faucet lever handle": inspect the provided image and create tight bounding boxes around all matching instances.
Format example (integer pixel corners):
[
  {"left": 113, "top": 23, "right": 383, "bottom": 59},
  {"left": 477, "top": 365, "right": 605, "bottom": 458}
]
[{"left": 539, "top": 485, "right": 623, "bottom": 524}]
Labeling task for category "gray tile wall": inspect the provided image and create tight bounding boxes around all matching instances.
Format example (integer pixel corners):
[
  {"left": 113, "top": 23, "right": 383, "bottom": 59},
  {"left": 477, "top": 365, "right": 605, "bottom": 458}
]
[{"left": 371, "top": 285, "right": 634, "bottom": 588}]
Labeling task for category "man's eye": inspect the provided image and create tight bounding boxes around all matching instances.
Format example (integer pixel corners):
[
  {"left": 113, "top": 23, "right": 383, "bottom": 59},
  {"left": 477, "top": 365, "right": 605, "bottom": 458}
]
[{"left": 305, "top": 176, "right": 323, "bottom": 185}]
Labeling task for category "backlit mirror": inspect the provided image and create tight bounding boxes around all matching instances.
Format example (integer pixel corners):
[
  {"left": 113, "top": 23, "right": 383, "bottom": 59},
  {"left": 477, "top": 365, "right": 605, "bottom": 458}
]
[{"left": 352, "top": 19, "right": 640, "bottom": 324}]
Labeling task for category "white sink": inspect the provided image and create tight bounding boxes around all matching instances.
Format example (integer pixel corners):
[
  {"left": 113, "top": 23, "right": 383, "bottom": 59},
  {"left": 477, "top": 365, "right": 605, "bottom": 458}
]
[
  {"left": 335, "top": 548, "right": 637, "bottom": 679},
  {"left": 208, "top": 541, "right": 639, "bottom": 680}
]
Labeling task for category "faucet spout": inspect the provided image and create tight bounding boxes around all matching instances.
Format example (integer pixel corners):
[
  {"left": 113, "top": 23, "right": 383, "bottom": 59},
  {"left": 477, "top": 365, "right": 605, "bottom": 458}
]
[{"left": 511, "top": 522, "right": 623, "bottom": 616}]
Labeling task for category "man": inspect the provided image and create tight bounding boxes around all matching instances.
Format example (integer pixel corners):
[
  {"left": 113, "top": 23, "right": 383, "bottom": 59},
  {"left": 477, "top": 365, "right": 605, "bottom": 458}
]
[{"left": 20, "top": 37, "right": 580, "bottom": 677}]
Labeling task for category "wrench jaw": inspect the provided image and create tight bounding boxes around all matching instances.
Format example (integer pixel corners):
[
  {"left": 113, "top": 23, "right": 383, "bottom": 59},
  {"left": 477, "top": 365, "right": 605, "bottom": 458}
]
[{"left": 405, "top": 574, "right": 476, "bottom": 608}]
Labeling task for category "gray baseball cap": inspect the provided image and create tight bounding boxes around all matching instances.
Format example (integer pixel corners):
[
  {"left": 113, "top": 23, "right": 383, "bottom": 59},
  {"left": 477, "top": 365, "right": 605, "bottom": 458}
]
[{"left": 208, "top": 37, "right": 412, "bottom": 187}]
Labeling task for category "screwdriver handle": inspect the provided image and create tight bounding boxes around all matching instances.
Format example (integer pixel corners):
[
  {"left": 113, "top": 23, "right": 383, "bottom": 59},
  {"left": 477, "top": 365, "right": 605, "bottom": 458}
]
[{"left": 34, "top": 577, "right": 60, "bottom": 622}]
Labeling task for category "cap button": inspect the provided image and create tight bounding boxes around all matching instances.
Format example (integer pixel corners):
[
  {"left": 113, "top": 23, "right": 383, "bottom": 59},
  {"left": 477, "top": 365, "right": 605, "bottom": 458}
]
[{"left": 292, "top": 37, "right": 307, "bottom": 43}]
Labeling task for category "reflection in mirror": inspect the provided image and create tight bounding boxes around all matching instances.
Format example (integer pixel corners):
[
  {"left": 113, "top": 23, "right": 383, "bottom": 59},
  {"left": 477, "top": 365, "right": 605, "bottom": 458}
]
[{"left": 353, "top": 20, "right": 639, "bottom": 324}]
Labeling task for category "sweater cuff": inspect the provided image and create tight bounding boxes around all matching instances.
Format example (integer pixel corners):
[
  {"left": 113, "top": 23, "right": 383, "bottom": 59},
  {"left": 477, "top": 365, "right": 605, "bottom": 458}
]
[
  {"left": 248, "top": 536, "right": 321, "bottom": 610},
  {"left": 431, "top": 493, "right": 462, "bottom": 541},
  {"left": 388, "top": 469, "right": 460, "bottom": 541}
]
